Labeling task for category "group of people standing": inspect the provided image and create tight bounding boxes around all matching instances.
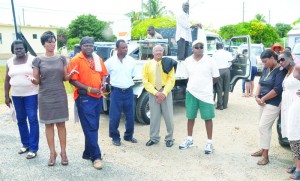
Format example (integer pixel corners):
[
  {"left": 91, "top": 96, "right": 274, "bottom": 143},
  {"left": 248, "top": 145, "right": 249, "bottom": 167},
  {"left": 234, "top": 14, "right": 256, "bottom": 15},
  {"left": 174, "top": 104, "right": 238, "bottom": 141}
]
[
  {"left": 5, "top": 31, "right": 78, "bottom": 166},
  {"left": 249, "top": 47, "right": 300, "bottom": 180}
]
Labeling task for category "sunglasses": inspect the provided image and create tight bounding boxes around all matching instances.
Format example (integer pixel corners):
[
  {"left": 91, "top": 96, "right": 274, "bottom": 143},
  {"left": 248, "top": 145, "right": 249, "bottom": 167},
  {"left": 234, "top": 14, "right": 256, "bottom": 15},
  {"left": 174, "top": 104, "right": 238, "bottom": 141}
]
[
  {"left": 279, "top": 58, "right": 286, "bottom": 62},
  {"left": 194, "top": 46, "right": 204, "bottom": 49}
]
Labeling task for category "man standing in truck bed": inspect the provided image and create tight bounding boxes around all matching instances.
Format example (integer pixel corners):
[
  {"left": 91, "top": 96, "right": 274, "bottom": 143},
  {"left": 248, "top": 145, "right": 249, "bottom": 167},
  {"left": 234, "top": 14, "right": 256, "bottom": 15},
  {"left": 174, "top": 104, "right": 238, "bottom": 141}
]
[{"left": 176, "top": 1, "right": 201, "bottom": 60}]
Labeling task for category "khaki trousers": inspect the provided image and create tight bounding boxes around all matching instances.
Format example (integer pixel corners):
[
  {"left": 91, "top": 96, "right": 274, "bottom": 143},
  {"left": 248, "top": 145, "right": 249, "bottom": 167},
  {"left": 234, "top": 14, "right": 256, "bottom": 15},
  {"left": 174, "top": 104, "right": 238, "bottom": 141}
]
[
  {"left": 149, "top": 93, "right": 174, "bottom": 143},
  {"left": 258, "top": 104, "right": 280, "bottom": 149}
]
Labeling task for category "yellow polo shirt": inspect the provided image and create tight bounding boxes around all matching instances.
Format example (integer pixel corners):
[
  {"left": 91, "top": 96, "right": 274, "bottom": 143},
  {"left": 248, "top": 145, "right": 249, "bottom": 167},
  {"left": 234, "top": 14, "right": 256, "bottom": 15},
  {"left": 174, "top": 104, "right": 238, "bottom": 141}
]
[{"left": 142, "top": 59, "right": 175, "bottom": 96}]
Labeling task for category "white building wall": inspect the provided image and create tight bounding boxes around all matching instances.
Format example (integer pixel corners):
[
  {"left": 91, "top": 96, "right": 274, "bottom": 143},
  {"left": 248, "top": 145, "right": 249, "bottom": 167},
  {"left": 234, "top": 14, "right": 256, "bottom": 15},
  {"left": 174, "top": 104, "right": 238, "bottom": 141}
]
[
  {"left": 0, "top": 24, "right": 58, "bottom": 59},
  {"left": 287, "top": 29, "right": 300, "bottom": 48}
]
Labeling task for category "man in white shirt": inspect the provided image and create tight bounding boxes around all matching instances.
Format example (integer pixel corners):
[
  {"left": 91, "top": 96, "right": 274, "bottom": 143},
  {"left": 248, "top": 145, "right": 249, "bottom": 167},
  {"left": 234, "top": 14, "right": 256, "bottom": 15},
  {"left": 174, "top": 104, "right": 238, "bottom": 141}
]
[
  {"left": 105, "top": 39, "right": 137, "bottom": 146},
  {"left": 212, "top": 42, "right": 232, "bottom": 110},
  {"left": 179, "top": 40, "right": 220, "bottom": 154},
  {"left": 175, "top": 2, "right": 201, "bottom": 61}
]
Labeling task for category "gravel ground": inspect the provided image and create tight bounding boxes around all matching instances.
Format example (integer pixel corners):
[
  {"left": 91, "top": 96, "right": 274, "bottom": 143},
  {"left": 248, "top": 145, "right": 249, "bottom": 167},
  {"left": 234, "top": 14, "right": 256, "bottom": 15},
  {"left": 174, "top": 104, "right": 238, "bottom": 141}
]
[{"left": 0, "top": 80, "right": 294, "bottom": 181}]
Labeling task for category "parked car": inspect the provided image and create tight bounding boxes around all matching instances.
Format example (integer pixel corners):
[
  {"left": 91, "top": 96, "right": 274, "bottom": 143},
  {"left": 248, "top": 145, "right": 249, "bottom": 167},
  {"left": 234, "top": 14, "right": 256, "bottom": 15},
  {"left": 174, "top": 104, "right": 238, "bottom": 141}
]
[{"left": 238, "top": 43, "right": 265, "bottom": 75}]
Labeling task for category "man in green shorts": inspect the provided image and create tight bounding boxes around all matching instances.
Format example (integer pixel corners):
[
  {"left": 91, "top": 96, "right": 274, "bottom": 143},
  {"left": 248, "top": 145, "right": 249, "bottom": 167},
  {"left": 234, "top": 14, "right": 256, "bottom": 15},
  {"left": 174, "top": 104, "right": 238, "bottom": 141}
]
[{"left": 179, "top": 40, "right": 220, "bottom": 154}]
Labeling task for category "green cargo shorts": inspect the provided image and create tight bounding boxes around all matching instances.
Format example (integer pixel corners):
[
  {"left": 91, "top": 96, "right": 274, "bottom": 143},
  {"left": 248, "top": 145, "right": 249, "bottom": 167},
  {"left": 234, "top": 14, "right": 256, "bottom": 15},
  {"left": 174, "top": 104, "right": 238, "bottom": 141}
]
[{"left": 185, "top": 91, "right": 215, "bottom": 120}]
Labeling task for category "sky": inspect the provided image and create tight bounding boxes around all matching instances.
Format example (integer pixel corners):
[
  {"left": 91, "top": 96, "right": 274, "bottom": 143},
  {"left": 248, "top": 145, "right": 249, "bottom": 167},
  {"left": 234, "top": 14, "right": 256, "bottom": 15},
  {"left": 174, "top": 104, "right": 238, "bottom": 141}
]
[{"left": 0, "top": 0, "right": 299, "bottom": 30}]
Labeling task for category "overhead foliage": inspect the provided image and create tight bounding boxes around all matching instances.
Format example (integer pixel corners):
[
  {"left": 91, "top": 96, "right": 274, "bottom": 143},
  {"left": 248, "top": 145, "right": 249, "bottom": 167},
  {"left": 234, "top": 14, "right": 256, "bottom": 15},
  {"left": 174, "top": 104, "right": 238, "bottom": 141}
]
[
  {"left": 67, "top": 37, "right": 80, "bottom": 50},
  {"left": 219, "top": 20, "right": 280, "bottom": 47},
  {"left": 57, "top": 28, "right": 68, "bottom": 49},
  {"left": 67, "top": 14, "right": 116, "bottom": 42},
  {"left": 254, "top": 14, "right": 267, "bottom": 23},
  {"left": 274, "top": 23, "right": 293, "bottom": 38},
  {"left": 292, "top": 17, "right": 300, "bottom": 26},
  {"left": 125, "top": 11, "right": 142, "bottom": 25},
  {"left": 131, "top": 16, "right": 176, "bottom": 39},
  {"left": 142, "top": 0, "right": 166, "bottom": 18}
]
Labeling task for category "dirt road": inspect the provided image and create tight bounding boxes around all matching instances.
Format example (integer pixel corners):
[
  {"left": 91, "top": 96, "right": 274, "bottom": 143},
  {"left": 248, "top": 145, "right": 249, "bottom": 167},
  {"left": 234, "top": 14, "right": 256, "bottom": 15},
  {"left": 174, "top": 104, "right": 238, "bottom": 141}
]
[{"left": 0, "top": 80, "right": 293, "bottom": 180}]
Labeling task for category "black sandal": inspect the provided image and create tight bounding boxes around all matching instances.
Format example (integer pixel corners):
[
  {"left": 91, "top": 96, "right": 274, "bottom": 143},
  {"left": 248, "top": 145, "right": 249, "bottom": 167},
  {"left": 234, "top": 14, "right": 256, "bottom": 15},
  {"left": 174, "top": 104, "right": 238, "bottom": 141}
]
[{"left": 287, "top": 166, "right": 297, "bottom": 174}]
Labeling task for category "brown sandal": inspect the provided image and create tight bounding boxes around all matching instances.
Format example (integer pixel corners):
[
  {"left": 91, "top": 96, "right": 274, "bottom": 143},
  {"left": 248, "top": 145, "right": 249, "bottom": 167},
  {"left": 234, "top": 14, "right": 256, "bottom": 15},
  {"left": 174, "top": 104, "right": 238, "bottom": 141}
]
[
  {"left": 257, "top": 157, "right": 269, "bottom": 165},
  {"left": 251, "top": 149, "right": 263, "bottom": 157}
]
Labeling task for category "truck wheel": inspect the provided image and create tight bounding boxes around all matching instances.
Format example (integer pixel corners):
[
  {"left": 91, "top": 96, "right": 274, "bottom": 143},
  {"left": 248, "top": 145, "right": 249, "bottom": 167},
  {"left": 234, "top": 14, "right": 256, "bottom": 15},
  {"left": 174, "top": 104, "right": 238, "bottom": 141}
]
[{"left": 135, "top": 91, "right": 150, "bottom": 125}]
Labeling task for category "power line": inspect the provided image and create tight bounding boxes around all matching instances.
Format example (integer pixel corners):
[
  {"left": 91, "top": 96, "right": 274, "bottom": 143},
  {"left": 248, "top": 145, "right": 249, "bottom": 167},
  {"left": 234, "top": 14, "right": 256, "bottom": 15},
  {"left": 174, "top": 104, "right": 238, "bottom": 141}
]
[{"left": 0, "top": 4, "right": 125, "bottom": 16}]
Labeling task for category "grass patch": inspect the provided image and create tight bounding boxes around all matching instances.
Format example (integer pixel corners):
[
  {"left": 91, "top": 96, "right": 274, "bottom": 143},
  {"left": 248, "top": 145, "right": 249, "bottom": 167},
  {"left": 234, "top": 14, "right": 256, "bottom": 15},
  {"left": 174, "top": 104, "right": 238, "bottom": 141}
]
[
  {"left": 0, "top": 65, "right": 75, "bottom": 104},
  {"left": 0, "top": 66, "right": 6, "bottom": 104}
]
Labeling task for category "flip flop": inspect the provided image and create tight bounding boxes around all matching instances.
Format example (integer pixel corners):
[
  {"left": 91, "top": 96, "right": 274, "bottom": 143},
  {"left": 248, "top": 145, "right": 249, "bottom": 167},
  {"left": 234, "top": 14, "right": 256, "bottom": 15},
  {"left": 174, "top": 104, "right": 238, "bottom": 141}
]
[
  {"left": 26, "top": 152, "right": 37, "bottom": 159},
  {"left": 18, "top": 147, "right": 29, "bottom": 154},
  {"left": 290, "top": 171, "right": 300, "bottom": 180},
  {"left": 287, "top": 166, "right": 296, "bottom": 174}
]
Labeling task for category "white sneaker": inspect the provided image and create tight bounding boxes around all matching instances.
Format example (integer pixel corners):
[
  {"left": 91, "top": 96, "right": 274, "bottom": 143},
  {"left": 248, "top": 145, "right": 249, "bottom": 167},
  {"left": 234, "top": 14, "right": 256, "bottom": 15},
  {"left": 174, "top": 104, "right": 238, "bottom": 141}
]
[
  {"left": 204, "top": 143, "right": 213, "bottom": 154},
  {"left": 179, "top": 138, "right": 193, "bottom": 150}
]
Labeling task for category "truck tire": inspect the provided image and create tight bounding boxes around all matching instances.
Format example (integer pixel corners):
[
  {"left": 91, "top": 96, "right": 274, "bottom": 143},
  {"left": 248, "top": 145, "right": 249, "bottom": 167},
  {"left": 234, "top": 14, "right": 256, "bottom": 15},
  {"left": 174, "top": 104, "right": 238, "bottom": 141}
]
[{"left": 135, "top": 91, "right": 150, "bottom": 125}]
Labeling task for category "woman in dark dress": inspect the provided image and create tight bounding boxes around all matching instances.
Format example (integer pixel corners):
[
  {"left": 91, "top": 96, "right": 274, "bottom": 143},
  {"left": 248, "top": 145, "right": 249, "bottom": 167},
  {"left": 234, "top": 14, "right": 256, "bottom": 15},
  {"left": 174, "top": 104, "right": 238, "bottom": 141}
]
[{"left": 31, "top": 31, "right": 77, "bottom": 166}]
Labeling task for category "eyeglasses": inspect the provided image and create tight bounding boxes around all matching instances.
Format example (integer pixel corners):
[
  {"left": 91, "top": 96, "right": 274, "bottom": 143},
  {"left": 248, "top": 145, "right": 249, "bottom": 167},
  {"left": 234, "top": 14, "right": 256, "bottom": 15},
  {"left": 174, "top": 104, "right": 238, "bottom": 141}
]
[
  {"left": 193, "top": 46, "right": 204, "bottom": 49},
  {"left": 279, "top": 58, "right": 286, "bottom": 62}
]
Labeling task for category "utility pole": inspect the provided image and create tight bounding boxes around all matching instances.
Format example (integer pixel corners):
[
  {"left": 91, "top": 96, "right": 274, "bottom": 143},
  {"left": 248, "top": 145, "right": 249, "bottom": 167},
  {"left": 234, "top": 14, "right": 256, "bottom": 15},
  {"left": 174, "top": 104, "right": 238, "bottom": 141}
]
[
  {"left": 22, "top": 8, "right": 25, "bottom": 26},
  {"left": 11, "top": 0, "right": 19, "bottom": 40},
  {"left": 242, "top": 1, "right": 245, "bottom": 25},
  {"left": 268, "top": 10, "right": 271, "bottom": 24},
  {"left": 141, "top": 0, "right": 144, "bottom": 21}
]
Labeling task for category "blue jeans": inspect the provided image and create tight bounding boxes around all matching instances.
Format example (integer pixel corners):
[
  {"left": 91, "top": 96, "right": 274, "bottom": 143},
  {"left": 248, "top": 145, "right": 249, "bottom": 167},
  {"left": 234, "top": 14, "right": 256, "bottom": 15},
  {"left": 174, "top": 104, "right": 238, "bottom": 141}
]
[
  {"left": 76, "top": 95, "right": 102, "bottom": 161},
  {"left": 109, "top": 87, "right": 135, "bottom": 142},
  {"left": 12, "top": 95, "right": 39, "bottom": 152},
  {"left": 242, "top": 80, "right": 246, "bottom": 93}
]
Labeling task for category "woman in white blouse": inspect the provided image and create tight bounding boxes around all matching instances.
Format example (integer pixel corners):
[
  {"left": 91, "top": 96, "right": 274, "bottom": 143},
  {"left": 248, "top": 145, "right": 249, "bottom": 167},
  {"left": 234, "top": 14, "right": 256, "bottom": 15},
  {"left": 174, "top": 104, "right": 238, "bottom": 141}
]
[
  {"left": 4, "top": 40, "right": 39, "bottom": 159},
  {"left": 279, "top": 51, "right": 300, "bottom": 180}
]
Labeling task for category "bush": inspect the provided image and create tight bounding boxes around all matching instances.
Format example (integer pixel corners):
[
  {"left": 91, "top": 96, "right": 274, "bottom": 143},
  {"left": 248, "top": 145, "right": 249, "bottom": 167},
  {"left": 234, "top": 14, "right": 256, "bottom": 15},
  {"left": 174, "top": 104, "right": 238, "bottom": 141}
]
[
  {"left": 67, "top": 38, "right": 80, "bottom": 50},
  {"left": 131, "top": 16, "right": 176, "bottom": 40}
]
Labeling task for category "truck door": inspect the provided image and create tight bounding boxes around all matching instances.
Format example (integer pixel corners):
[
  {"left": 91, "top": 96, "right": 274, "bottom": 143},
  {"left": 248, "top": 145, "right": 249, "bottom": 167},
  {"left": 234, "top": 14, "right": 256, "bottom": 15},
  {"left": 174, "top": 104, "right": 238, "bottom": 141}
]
[{"left": 228, "top": 35, "right": 251, "bottom": 92}]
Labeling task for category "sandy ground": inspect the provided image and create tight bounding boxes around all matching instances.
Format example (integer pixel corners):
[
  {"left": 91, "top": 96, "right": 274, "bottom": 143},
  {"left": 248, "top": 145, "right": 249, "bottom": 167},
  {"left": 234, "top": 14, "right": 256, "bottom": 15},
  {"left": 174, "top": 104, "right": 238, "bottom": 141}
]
[{"left": 0, "top": 80, "right": 293, "bottom": 181}]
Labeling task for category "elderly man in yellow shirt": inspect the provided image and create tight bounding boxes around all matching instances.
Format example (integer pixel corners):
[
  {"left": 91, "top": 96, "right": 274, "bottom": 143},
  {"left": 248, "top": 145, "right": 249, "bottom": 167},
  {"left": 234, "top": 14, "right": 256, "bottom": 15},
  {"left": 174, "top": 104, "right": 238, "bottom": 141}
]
[{"left": 142, "top": 45, "right": 175, "bottom": 147}]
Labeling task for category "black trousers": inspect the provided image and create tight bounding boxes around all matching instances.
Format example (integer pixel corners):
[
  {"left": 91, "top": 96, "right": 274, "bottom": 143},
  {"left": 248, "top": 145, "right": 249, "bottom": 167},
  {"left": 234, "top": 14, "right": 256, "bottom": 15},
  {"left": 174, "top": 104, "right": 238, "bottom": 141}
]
[
  {"left": 216, "top": 68, "right": 230, "bottom": 109},
  {"left": 177, "top": 38, "right": 189, "bottom": 60}
]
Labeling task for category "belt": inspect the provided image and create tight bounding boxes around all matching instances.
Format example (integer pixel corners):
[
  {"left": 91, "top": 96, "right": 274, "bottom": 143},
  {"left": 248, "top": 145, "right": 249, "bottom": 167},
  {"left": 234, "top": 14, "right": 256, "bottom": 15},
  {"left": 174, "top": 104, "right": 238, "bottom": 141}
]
[{"left": 111, "top": 86, "right": 132, "bottom": 92}]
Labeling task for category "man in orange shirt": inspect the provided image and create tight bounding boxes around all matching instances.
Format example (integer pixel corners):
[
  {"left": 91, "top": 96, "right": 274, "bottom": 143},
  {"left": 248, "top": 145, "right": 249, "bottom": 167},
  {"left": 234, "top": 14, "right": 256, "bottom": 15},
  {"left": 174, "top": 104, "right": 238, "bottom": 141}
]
[{"left": 69, "top": 36, "right": 108, "bottom": 170}]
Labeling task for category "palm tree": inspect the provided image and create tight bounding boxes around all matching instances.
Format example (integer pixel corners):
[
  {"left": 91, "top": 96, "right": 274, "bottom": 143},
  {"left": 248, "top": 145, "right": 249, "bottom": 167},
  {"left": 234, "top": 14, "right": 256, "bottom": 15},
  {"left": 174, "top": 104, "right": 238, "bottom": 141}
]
[
  {"left": 254, "top": 14, "right": 266, "bottom": 23},
  {"left": 142, "top": 0, "right": 166, "bottom": 18},
  {"left": 125, "top": 11, "right": 142, "bottom": 24},
  {"left": 292, "top": 17, "right": 300, "bottom": 26}
]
